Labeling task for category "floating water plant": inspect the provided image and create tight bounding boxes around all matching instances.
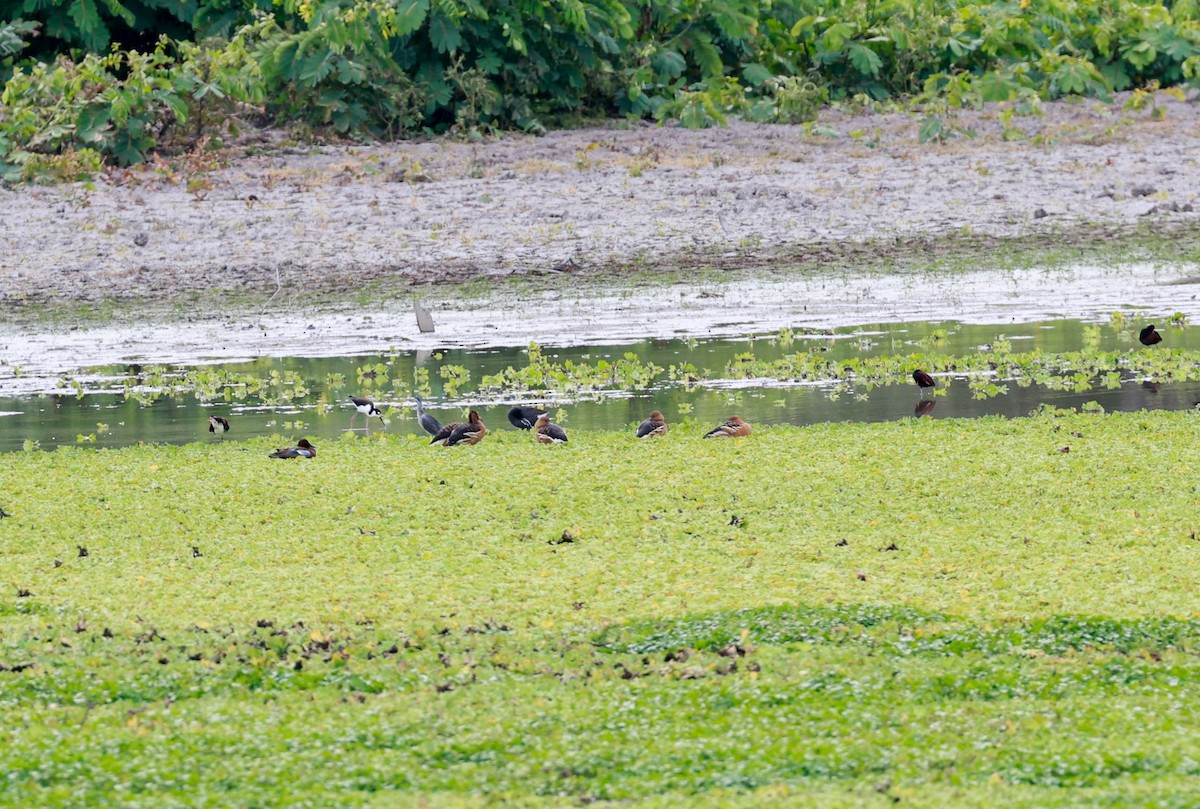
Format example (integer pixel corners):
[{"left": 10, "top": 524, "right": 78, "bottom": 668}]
[{"left": 3, "top": 412, "right": 1200, "bottom": 804}]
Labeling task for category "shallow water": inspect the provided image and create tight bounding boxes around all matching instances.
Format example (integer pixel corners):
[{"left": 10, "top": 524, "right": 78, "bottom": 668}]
[{"left": 1, "top": 317, "right": 1195, "bottom": 452}]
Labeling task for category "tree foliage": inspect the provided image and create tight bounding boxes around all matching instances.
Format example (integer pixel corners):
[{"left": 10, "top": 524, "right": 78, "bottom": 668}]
[{"left": 2, "top": 0, "right": 1200, "bottom": 171}]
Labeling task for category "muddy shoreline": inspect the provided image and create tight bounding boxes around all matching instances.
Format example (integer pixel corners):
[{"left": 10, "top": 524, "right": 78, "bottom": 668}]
[{"left": 2, "top": 94, "right": 1200, "bottom": 307}]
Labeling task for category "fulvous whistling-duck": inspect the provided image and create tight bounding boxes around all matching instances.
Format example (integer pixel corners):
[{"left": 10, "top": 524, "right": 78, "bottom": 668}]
[
  {"left": 446, "top": 410, "right": 487, "bottom": 446},
  {"left": 508, "top": 405, "right": 548, "bottom": 430},
  {"left": 703, "top": 416, "right": 751, "bottom": 439},
  {"left": 636, "top": 410, "right": 667, "bottom": 438},
  {"left": 534, "top": 413, "right": 568, "bottom": 444}
]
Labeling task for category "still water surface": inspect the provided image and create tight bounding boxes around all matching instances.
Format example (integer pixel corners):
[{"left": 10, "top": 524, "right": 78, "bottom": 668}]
[{"left": 1, "top": 318, "right": 1195, "bottom": 452}]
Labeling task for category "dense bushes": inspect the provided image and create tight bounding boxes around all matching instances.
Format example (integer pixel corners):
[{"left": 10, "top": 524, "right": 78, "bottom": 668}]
[{"left": 2, "top": 0, "right": 1200, "bottom": 175}]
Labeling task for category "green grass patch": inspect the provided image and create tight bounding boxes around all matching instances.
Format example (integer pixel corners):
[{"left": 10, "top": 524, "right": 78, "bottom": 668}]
[{"left": 3, "top": 411, "right": 1200, "bottom": 805}]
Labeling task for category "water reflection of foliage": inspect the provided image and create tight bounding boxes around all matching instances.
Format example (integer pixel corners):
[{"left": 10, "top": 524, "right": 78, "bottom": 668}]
[
  {"left": 479, "top": 342, "right": 665, "bottom": 394},
  {"left": 47, "top": 341, "right": 1200, "bottom": 409},
  {"left": 723, "top": 346, "right": 1199, "bottom": 399},
  {"left": 107, "top": 366, "right": 312, "bottom": 407}
]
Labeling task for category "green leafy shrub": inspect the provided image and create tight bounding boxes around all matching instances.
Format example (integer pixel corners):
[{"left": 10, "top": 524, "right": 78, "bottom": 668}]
[
  {"left": 761, "top": 75, "right": 829, "bottom": 123},
  {"left": 168, "top": 34, "right": 266, "bottom": 142},
  {"left": 0, "top": 48, "right": 184, "bottom": 171},
  {"left": 8, "top": 0, "right": 196, "bottom": 55},
  {"left": 247, "top": 0, "right": 423, "bottom": 135},
  {"left": 0, "top": 18, "right": 37, "bottom": 59},
  {"left": 0, "top": 34, "right": 266, "bottom": 178},
  {"left": 0, "top": 18, "right": 38, "bottom": 84},
  {"left": 380, "top": 0, "right": 636, "bottom": 132},
  {"left": 5, "top": 0, "right": 1200, "bottom": 169}
]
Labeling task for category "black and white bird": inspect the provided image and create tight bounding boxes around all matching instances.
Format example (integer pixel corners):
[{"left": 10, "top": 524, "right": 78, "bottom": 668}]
[
  {"left": 508, "top": 406, "right": 548, "bottom": 430},
  {"left": 414, "top": 396, "right": 442, "bottom": 437},
  {"left": 349, "top": 396, "right": 385, "bottom": 431},
  {"left": 208, "top": 416, "right": 230, "bottom": 436}
]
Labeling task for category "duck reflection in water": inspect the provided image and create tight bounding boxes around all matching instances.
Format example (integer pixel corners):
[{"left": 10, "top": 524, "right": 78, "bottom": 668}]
[
  {"left": 1142, "top": 381, "right": 1162, "bottom": 394},
  {"left": 914, "top": 399, "right": 936, "bottom": 418}
]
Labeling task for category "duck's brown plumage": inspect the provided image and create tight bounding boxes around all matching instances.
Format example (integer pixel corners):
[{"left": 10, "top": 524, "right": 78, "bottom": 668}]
[
  {"left": 636, "top": 410, "right": 667, "bottom": 438},
  {"left": 446, "top": 410, "right": 487, "bottom": 446},
  {"left": 534, "top": 414, "right": 568, "bottom": 444},
  {"left": 430, "top": 421, "right": 463, "bottom": 446},
  {"left": 703, "top": 416, "right": 751, "bottom": 439}
]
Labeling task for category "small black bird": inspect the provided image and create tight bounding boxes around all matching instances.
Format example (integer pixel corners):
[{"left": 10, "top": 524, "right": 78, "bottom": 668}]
[
  {"left": 414, "top": 396, "right": 442, "bottom": 437},
  {"left": 349, "top": 396, "right": 385, "bottom": 430},
  {"left": 913, "top": 370, "right": 935, "bottom": 398},
  {"left": 1139, "top": 325, "right": 1163, "bottom": 346},
  {"left": 208, "top": 416, "right": 230, "bottom": 436},
  {"left": 508, "top": 406, "right": 547, "bottom": 430},
  {"left": 269, "top": 439, "right": 317, "bottom": 459}
]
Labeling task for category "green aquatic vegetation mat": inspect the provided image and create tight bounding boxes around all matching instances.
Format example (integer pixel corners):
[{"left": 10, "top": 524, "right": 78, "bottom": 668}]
[{"left": 3, "top": 410, "right": 1200, "bottom": 806}]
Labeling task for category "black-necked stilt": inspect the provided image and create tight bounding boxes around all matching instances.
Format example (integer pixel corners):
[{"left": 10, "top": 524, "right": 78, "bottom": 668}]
[{"left": 349, "top": 396, "right": 385, "bottom": 431}]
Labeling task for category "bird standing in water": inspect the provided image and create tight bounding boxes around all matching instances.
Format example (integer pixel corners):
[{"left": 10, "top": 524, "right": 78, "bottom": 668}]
[
  {"left": 912, "top": 370, "right": 935, "bottom": 398},
  {"left": 508, "top": 406, "right": 548, "bottom": 430},
  {"left": 349, "top": 396, "right": 385, "bottom": 432},
  {"left": 446, "top": 410, "right": 487, "bottom": 446},
  {"left": 208, "top": 416, "right": 230, "bottom": 436},
  {"left": 636, "top": 410, "right": 668, "bottom": 438},
  {"left": 534, "top": 413, "right": 568, "bottom": 444},
  {"left": 414, "top": 396, "right": 442, "bottom": 437},
  {"left": 703, "top": 416, "right": 751, "bottom": 438},
  {"left": 269, "top": 439, "right": 316, "bottom": 459},
  {"left": 1139, "top": 325, "right": 1163, "bottom": 346}
]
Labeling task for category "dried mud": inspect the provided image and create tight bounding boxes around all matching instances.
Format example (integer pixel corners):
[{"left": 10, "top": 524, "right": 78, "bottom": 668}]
[
  {"left": 1, "top": 95, "right": 1200, "bottom": 371},
  {"left": 3, "top": 94, "right": 1200, "bottom": 304}
]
